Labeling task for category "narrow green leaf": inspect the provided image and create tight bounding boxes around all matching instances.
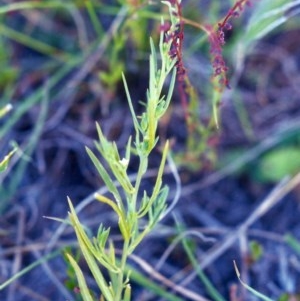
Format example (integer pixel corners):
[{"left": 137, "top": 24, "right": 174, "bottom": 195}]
[
  {"left": 123, "top": 284, "right": 131, "bottom": 301},
  {"left": 108, "top": 240, "right": 116, "bottom": 267},
  {"left": 159, "top": 18, "right": 165, "bottom": 57},
  {"left": 165, "top": 68, "right": 177, "bottom": 108},
  {"left": 149, "top": 186, "right": 168, "bottom": 226},
  {"left": 137, "top": 191, "right": 150, "bottom": 216},
  {"left": 66, "top": 253, "right": 94, "bottom": 301},
  {"left": 150, "top": 37, "right": 157, "bottom": 76},
  {"left": 86, "top": 147, "right": 121, "bottom": 201},
  {"left": 96, "top": 224, "right": 110, "bottom": 249},
  {"left": 94, "top": 193, "right": 130, "bottom": 242},
  {"left": 94, "top": 123, "right": 111, "bottom": 158},
  {"left": 125, "top": 136, "right": 132, "bottom": 164},
  {"left": 148, "top": 140, "right": 169, "bottom": 204},
  {"left": 122, "top": 73, "right": 141, "bottom": 136},
  {"left": 67, "top": 198, "right": 114, "bottom": 301}
]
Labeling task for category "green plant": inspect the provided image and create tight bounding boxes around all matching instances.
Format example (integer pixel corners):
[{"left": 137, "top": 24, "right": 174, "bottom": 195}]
[
  {"left": 65, "top": 1, "right": 179, "bottom": 300},
  {"left": 2, "top": 1, "right": 298, "bottom": 300}
]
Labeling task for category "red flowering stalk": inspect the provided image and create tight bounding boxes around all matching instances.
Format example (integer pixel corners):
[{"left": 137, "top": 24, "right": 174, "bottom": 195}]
[
  {"left": 160, "top": 1, "right": 254, "bottom": 155},
  {"left": 205, "top": 24, "right": 230, "bottom": 90},
  {"left": 162, "top": 0, "right": 198, "bottom": 133},
  {"left": 203, "top": 0, "right": 253, "bottom": 127},
  {"left": 161, "top": 0, "right": 253, "bottom": 122},
  {"left": 218, "top": 0, "right": 252, "bottom": 40},
  {"left": 214, "top": 0, "right": 253, "bottom": 89},
  {"left": 164, "top": 0, "right": 185, "bottom": 81}
]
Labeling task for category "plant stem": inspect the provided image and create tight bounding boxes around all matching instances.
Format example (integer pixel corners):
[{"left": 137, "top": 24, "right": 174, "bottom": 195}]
[
  {"left": 115, "top": 240, "right": 130, "bottom": 300},
  {"left": 132, "top": 155, "right": 148, "bottom": 210}
]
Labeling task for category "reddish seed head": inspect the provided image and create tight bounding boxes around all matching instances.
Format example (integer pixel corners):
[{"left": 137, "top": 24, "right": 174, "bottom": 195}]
[
  {"left": 224, "top": 22, "right": 232, "bottom": 30},
  {"left": 211, "top": 0, "right": 253, "bottom": 91},
  {"left": 164, "top": 0, "right": 185, "bottom": 82},
  {"left": 217, "top": 30, "right": 225, "bottom": 45},
  {"left": 219, "top": 0, "right": 252, "bottom": 31},
  {"left": 215, "top": 68, "right": 222, "bottom": 75},
  {"left": 160, "top": 22, "right": 171, "bottom": 33},
  {"left": 228, "top": 8, "right": 234, "bottom": 17}
]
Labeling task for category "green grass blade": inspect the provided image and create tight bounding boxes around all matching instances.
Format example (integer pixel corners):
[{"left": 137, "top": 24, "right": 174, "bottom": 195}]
[
  {"left": 176, "top": 221, "right": 225, "bottom": 301},
  {"left": 0, "top": 250, "right": 60, "bottom": 290},
  {"left": 127, "top": 265, "right": 184, "bottom": 301},
  {"left": 0, "top": 1, "right": 72, "bottom": 14},
  {"left": 0, "top": 23, "right": 69, "bottom": 61},
  {"left": 84, "top": 0, "right": 104, "bottom": 37},
  {"left": 243, "top": 0, "right": 300, "bottom": 47},
  {"left": 234, "top": 261, "right": 275, "bottom": 301}
]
